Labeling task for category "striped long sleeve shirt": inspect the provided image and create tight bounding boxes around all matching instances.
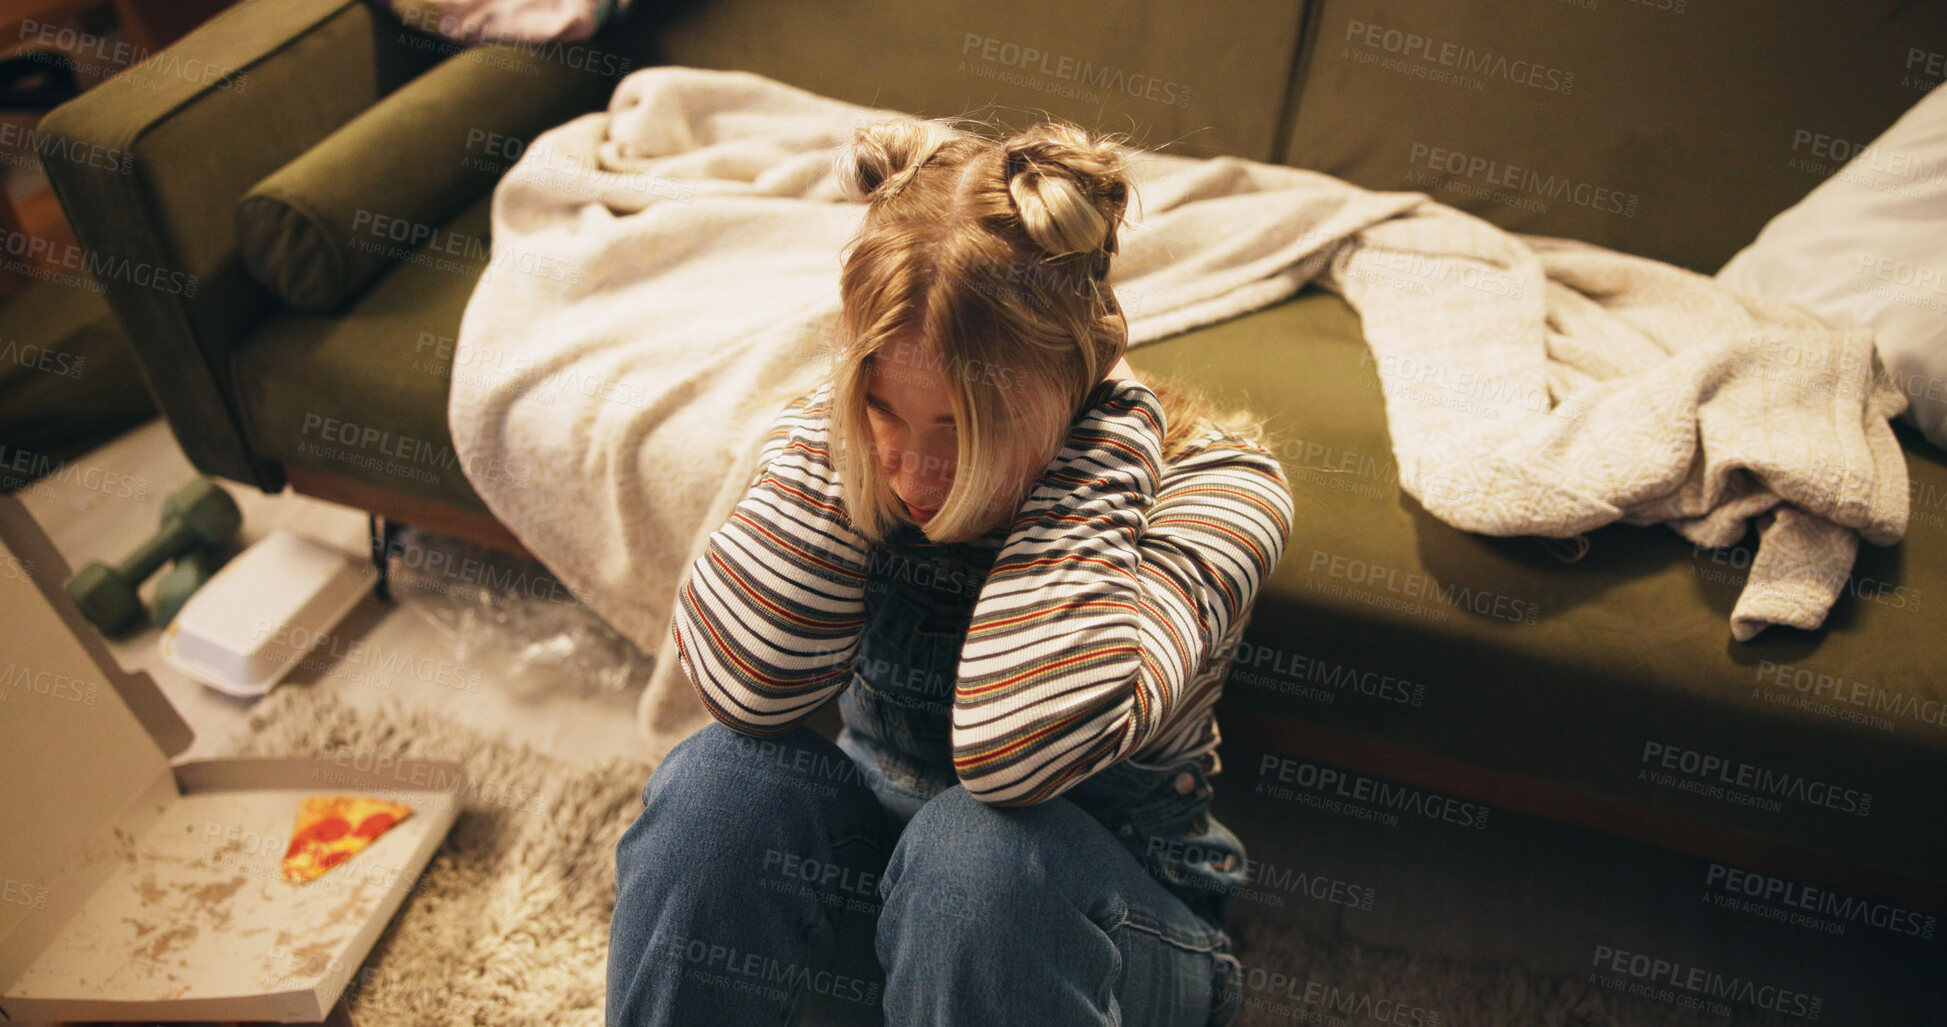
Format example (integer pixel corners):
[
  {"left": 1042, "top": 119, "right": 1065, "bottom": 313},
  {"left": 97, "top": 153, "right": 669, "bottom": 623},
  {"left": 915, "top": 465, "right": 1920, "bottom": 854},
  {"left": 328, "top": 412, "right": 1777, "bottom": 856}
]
[{"left": 671, "top": 375, "right": 1295, "bottom": 806}]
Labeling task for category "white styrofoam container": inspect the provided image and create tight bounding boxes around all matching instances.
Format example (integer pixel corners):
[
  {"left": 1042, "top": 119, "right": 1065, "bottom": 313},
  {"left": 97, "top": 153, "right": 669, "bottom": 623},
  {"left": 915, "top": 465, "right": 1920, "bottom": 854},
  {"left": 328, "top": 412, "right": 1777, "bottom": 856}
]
[
  {"left": 159, "top": 527, "right": 377, "bottom": 697},
  {"left": 0, "top": 494, "right": 462, "bottom": 1022}
]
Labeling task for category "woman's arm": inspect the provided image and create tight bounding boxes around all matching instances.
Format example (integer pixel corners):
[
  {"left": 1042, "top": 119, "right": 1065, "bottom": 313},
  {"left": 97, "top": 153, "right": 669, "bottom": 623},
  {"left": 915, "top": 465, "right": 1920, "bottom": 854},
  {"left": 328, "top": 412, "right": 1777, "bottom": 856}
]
[
  {"left": 671, "top": 380, "right": 872, "bottom": 735},
  {"left": 951, "top": 378, "right": 1296, "bottom": 806}
]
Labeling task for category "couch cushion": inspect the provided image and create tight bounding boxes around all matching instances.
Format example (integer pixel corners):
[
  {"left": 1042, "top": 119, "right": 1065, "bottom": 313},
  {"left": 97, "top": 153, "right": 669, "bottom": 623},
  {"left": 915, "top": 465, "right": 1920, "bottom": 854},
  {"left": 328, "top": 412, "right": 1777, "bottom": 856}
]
[
  {"left": 1129, "top": 288, "right": 1947, "bottom": 884},
  {"left": 236, "top": 41, "right": 615, "bottom": 313},
  {"left": 232, "top": 192, "right": 497, "bottom": 511}
]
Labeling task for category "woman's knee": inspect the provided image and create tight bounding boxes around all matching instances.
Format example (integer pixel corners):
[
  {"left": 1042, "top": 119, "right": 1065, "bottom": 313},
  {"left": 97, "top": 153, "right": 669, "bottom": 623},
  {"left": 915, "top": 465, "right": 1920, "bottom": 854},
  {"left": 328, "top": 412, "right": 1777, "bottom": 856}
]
[
  {"left": 620, "top": 720, "right": 886, "bottom": 870},
  {"left": 879, "top": 785, "right": 1125, "bottom": 928}
]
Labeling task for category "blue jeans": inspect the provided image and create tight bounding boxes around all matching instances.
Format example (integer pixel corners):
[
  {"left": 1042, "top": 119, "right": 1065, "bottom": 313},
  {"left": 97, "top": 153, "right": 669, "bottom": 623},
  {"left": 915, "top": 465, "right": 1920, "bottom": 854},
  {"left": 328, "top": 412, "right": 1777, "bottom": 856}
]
[{"left": 609, "top": 523, "right": 1249, "bottom": 1026}]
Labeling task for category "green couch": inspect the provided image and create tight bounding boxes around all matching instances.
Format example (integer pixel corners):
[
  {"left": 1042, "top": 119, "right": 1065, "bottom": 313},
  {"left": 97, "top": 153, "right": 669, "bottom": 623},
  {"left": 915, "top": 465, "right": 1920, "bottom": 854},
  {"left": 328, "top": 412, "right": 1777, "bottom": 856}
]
[{"left": 38, "top": 0, "right": 1947, "bottom": 911}]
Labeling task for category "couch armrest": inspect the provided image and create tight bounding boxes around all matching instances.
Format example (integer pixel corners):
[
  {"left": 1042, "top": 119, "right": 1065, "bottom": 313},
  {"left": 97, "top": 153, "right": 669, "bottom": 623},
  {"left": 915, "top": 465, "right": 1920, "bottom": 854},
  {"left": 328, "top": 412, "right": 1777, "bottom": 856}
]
[
  {"left": 35, "top": 0, "right": 436, "bottom": 490},
  {"left": 237, "top": 39, "right": 620, "bottom": 313}
]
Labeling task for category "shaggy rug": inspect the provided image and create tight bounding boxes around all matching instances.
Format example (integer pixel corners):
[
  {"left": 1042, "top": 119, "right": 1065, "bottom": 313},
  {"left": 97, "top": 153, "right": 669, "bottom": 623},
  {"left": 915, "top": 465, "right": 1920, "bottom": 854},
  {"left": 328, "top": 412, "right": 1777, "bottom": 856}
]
[
  {"left": 233, "top": 685, "right": 1737, "bottom": 1027},
  {"left": 233, "top": 685, "right": 651, "bottom": 1026}
]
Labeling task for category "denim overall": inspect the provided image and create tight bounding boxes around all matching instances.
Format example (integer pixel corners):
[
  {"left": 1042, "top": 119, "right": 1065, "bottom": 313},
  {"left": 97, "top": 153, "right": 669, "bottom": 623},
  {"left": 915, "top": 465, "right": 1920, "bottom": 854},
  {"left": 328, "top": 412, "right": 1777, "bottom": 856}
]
[{"left": 834, "top": 520, "right": 1252, "bottom": 1023}]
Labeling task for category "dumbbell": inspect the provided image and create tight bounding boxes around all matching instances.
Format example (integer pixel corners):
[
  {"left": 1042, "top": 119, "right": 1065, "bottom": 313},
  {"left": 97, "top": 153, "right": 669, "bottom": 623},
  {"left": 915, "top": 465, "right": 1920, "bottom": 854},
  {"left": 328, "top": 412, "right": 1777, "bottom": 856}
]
[
  {"left": 153, "top": 545, "right": 223, "bottom": 628},
  {"left": 64, "top": 478, "right": 241, "bottom": 635}
]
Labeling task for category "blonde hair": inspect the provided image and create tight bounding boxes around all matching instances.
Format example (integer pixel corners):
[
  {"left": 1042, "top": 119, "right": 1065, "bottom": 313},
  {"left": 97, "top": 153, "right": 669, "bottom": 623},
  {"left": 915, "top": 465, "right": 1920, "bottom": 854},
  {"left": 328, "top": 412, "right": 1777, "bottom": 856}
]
[{"left": 827, "top": 114, "right": 1271, "bottom": 546}]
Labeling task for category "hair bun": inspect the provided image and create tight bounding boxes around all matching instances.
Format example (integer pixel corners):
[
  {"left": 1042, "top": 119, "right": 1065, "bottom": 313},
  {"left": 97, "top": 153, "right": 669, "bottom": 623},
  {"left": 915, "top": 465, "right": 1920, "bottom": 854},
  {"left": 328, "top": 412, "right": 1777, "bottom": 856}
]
[
  {"left": 1002, "top": 123, "right": 1132, "bottom": 260},
  {"left": 834, "top": 117, "right": 965, "bottom": 204}
]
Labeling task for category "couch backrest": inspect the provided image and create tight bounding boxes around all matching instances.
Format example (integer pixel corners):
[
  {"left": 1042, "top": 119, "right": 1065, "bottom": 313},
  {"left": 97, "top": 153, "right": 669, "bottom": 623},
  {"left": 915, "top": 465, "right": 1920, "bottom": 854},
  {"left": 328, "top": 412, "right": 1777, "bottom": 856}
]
[
  {"left": 641, "top": 0, "right": 1947, "bottom": 274},
  {"left": 642, "top": 0, "right": 1308, "bottom": 162},
  {"left": 1286, "top": 0, "right": 1947, "bottom": 273}
]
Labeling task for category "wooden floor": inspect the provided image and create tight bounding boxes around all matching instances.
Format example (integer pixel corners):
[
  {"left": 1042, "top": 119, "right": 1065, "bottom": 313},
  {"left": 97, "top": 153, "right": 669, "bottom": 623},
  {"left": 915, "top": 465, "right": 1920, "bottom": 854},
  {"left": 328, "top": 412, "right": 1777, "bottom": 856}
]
[{"left": 16, "top": 416, "right": 663, "bottom": 771}]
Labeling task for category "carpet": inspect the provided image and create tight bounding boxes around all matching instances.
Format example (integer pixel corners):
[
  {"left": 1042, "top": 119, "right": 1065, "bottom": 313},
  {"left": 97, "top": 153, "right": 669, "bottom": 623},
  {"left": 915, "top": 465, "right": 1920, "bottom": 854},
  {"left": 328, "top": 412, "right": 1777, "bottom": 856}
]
[
  {"left": 1224, "top": 916, "right": 1737, "bottom": 1027},
  {"left": 233, "top": 684, "right": 653, "bottom": 1026},
  {"left": 233, "top": 685, "right": 1729, "bottom": 1027}
]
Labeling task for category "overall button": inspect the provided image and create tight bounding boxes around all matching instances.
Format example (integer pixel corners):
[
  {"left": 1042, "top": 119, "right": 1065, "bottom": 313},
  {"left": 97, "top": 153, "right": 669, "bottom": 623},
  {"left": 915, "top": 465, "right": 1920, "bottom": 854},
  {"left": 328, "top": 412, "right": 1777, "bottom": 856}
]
[
  {"left": 1119, "top": 824, "right": 1135, "bottom": 837},
  {"left": 1173, "top": 771, "right": 1196, "bottom": 794}
]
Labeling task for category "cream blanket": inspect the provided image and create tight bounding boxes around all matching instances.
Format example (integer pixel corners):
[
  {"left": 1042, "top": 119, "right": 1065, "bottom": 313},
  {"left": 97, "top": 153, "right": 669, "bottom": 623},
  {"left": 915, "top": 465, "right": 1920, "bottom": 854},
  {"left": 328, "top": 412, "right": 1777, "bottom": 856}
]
[{"left": 448, "top": 66, "right": 1910, "bottom": 755}]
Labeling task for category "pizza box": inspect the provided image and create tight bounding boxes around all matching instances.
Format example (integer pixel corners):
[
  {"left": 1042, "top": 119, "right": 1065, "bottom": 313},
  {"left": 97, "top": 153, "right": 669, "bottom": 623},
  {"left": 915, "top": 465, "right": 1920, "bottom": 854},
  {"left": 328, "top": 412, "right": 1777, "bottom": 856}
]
[{"left": 0, "top": 494, "right": 464, "bottom": 1023}]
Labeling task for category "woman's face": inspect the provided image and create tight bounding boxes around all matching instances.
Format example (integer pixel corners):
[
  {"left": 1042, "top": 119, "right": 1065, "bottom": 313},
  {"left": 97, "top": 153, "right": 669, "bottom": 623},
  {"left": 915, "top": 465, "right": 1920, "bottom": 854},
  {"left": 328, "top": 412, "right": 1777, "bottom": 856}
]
[
  {"left": 864, "top": 342, "right": 960, "bottom": 525},
  {"left": 864, "top": 339, "right": 1041, "bottom": 529}
]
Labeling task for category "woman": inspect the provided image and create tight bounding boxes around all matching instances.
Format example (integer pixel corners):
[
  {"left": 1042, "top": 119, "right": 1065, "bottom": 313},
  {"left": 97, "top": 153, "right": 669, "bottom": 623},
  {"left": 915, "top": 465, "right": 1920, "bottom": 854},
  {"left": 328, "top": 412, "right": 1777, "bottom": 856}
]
[{"left": 608, "top": 114, "right": 1295, "bottom": 1026}]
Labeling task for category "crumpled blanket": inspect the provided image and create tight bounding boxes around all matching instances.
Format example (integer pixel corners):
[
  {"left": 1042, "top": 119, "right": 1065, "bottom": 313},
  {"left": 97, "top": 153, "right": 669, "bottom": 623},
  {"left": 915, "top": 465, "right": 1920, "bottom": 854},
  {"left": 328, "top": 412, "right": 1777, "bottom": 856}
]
[
  {"left": 381, "top": 0, "right": 631, "bottom": 44},
  {"left": 447, "top": 66, "right": 1910, "bottom": 752}
]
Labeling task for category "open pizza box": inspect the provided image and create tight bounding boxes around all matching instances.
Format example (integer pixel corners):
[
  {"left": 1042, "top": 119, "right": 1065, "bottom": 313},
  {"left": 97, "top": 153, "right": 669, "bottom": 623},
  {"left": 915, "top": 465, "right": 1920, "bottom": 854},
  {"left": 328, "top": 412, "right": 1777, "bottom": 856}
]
[{"left": 0, "top": 494, "right": 464, "bottom": 1022}]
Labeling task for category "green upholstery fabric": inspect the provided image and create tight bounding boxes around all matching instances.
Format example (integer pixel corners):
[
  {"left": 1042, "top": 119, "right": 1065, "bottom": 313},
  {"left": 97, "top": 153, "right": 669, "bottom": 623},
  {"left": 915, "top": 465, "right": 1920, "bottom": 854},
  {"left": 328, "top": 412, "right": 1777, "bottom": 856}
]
[
  {"left": 645, "top": 0, "right": 1307, "bottom": 161},
  {"left": 233, "top": 192, "right": 495, "bottom": 511},
  {"left": 1281, "top": 0, "right": 1947, "bottom": 274},
  {"left": 0, "top": 283, "right": 157, "bottom": 491},
  {"left": 236, "top": 42, "right": 614, "bottom": 313},
  {"left": 1129, "top": 290, "right": 1947, "bottom": 882},
  {"left": 36, "top": 0, "right": 436, "bottom": 489}
]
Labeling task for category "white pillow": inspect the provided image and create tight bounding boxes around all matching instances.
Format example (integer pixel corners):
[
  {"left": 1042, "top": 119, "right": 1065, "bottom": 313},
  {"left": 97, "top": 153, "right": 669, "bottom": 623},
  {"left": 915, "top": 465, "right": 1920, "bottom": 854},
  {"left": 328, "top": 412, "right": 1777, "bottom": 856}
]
[{"left": 1716, "top": 80, "right": 1947, "bottom": 451}]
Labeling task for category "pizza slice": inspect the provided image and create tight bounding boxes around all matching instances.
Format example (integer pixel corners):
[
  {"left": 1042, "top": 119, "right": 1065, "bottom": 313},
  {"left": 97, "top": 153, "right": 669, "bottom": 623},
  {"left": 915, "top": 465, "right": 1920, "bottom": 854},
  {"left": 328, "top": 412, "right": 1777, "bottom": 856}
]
[{"left": 281, "top": 795, "right": 413, "bottom": 884}]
